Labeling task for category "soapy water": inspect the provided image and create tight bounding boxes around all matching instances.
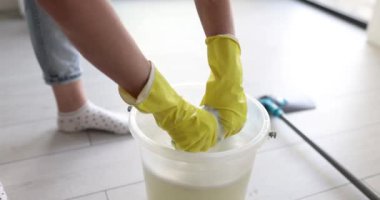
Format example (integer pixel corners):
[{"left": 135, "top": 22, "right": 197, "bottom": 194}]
[
  {"left": 140, "top": 112, "right": 258, "bottom": 152},
  {"left": 144, "top": 165, "right": 252, "bottom": 200}
]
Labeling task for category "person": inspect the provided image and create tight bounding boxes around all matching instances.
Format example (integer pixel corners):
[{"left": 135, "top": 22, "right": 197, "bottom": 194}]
[
  {"left": 29, "top": 0, "right": 247, "bottom": 152},
  {"left": 24, "top": 0, "right": 130, "bottom": 135},
  {"left": 0, "top": 181, "right": 7, "bottom": 200}
]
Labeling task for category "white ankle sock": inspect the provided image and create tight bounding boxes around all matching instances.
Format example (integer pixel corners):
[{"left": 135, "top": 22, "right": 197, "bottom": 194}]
[
  {"left": 0, "top": 182, "right": 7, "bottom": 200},
  {"left": 58, "top": 102, "right": 130, "bottom": 134}
]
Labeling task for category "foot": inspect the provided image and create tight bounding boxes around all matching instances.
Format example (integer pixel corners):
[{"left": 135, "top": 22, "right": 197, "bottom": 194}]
[
  {"left": 0, "top": 182, "right": 7, "bottom": 200},
  {"left": 58, "top": 101, "right": 130, "bottom": 134}
]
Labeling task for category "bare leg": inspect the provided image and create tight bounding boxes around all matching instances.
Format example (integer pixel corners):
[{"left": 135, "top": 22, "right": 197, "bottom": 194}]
[
  {"left": 37, "top": 0, "right": 150, "bottom": 98},
  {"left": 194, "top": 0, "right": 235, "bottom": 36},
  {"left": 52, "top": 80, "right": 86, "bottom": 112}
]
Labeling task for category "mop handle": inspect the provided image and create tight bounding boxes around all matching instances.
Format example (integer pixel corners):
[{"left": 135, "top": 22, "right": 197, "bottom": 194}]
[{"left": 279, "top": 115, "right": 379, "bottom": 200}]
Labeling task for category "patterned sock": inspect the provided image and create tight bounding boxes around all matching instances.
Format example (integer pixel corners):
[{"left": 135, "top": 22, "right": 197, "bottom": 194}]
[
  {"left": 58, "top": 101, "right": 129, "bottom": 134},
  {"left": 0, "top": 182, "right": 7, "bottom": 200}
]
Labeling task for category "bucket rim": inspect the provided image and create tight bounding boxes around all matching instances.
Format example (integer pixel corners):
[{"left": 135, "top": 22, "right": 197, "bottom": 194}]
[{"left": 129, "top": 85, "right": 271, "bottom": 161}]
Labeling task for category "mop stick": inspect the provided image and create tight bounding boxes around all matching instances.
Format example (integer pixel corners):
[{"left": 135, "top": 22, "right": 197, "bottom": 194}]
[{"left": 260, "top": 97, "right": 380, "bottom": 200}]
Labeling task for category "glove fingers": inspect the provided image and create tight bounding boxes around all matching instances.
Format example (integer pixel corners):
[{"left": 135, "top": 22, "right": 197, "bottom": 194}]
[{"left": 160, "top": 106, "right": 217, "bottom": 152}]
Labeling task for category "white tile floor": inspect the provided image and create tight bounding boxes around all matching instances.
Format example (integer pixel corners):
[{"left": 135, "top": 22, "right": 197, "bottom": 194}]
[{"left": 1, "top": 0, "right": 380, "bottom": 199}]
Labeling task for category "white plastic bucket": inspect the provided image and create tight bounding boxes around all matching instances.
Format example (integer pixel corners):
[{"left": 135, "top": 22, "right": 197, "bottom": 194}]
[{"left": 129, "top": 84, "right": 270, "bottom": 200}]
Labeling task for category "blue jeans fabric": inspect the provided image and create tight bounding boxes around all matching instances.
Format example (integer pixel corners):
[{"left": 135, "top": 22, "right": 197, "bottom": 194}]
[{"left": 24, "top": 0, "right": 81, "bottom": 85}]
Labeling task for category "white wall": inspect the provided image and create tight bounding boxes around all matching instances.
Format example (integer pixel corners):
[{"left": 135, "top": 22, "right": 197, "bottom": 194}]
[
  {"left": 0, "top": 0, "right": 18, "bottom": 12},
  {"left": 368, "top": 0, "right": 380, "bottom": 47}
]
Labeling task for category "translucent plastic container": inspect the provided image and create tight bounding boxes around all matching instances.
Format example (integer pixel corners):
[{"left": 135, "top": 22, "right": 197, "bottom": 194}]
[{"left": 129, "top": 84, "right": 270, "bottom": 200}]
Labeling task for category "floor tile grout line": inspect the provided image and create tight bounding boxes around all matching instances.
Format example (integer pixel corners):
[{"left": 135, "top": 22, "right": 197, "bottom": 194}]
[
  {"left": 0, "top": 117, "right": 55, "bottom": 129},
  {"left": 65, "top": 192, "right": 98, "bottom": 200},
  {"left": 105, "top": 190, "right": 110, "bottom": 200},
  {"left": 295, "top": 183, "right": 351, "bottom": 200},
  {"left": 257, "top": 141, "right": 304, "bottom": 154},
  {"left": 0, "top": 143, "right": 91, "bottom": 167},
  {"left": 67, "top": 180, "right": 144, "bottom": 200},
  {"left": 258, "top": 119, "right": 380, "bottom": 155},
  {"left": 362, "top": 172, "right": 380, "bottom": 180},
  {"left": 291, "top": 159, "right": 380, "bottom": 200},
  {"left": 105, "top": 180, "right": 145, "bottom": 192},
  {"left": 65, "top": 190, "right": 108, "bottom": 200},
  {"left": 0, "top": 135, "right": 134, "bottom": 167}
]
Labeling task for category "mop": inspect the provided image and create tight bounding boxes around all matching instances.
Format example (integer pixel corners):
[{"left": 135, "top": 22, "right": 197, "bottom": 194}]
[{"left": 259, "top": 96, "right": 380, "bottom": 200}]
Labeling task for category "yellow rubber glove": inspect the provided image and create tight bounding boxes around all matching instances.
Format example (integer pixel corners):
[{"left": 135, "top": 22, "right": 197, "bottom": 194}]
[
  {"left": 201, "top": 35, "right": 247, "bottom": 138},
  {"left": 119, "top": 63, "right": 218, "bottom": 152}
]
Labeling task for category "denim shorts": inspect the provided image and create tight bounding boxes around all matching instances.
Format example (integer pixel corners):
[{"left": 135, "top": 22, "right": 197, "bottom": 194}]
[{"left": 24, "top": 0, "right": 82, "bottom": 85}]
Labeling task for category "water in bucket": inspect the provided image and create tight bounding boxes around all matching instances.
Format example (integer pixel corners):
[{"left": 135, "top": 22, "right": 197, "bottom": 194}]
[
  {"left": 144, "top": 165, "right": 251, "bottom": 200},
  {"left": 129, "top": 84, "right": 270, "bottom": 200}
]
